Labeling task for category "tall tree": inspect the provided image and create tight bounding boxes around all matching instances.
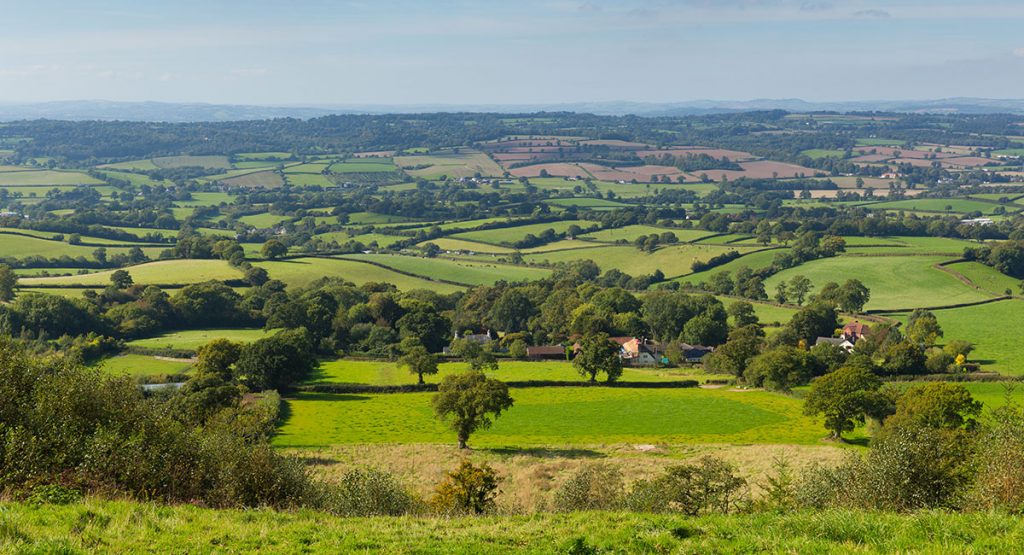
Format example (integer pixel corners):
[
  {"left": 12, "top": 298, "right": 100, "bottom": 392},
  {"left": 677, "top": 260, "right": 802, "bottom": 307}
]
[
  {"left": 432, "top": 371, "right": 514, "bottom": 449},
  {"left": 0, "top": 264, "right": 17, "bottom": 301},
  {"left": 803, "top": 362, "right": 889, "bottom": 440},
  {"left": 573, "top": 332, "right": 623, "bottom": 383},
  {"left": 399, "top": 345, "right": 438, "bottom": 385}
]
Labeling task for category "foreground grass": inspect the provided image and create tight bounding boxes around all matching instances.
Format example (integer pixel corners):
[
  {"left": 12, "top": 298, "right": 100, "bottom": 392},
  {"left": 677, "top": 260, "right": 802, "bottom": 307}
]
[{"left": 4, "top": 500, "right": 1024, "bottom": 553}]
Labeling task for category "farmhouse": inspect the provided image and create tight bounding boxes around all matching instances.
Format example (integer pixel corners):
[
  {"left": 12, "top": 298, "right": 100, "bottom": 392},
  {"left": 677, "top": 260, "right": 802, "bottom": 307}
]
[
  {"left": 677, "top": 343, "right": 714, "bottom": 363},
  {"left": 842, "top": 322, "right": 871, "bottom": 342},
  {"left": 815, "top": 337, "right": 855, "bottom": 352},
  {"left": 618, "top": 337, "right": 660, "bottom": 366},
  {"left": 443, "top": 329, "right": 494, "bottom": 354}
]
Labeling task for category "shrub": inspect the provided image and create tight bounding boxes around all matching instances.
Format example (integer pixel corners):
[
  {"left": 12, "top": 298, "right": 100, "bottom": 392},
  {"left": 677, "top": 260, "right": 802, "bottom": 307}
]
[
  {"left": 430, "top": 460, "right": 500, "bottom": 515},
  {"left": 625, "top": 457, "right": 748, "bottom": 515},
  {"left": 26, "top": 484, "right": 82, "bottom": 506},
  {"left": 553, "top": 463, "right": 624, "bottom": 511},
  {"left": 321, "top": 468, "right": 417, "bottom": 516}
]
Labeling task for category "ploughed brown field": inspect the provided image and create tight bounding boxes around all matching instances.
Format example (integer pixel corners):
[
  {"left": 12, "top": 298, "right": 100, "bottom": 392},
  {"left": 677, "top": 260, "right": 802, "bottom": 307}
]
[{"left": 698, "top": 160, "right": 821, "bottom": 180}]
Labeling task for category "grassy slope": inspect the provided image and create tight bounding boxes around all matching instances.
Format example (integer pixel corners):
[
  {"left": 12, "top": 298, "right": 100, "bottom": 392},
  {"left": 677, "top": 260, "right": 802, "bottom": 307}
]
[
  {"left": 126, "top": 328, "right": 274, "bottom": 351},
  {"left": 578, "top": 225, "right": 716, "bottom": 243},
  {"left": 451, "top": 220, "right": 597, "bottom": 246},
  {"left": 93, "top": 354, "right": 192, "bottom": 377},
  {"left": 275, "top": 387, "right": 831, "bottom": 448},
  {"left": 255, "top": 257, "right": 464, "bottom": 293},
  {"left": 945, "top": 261, "right": 1020, "bottom": 295},
  {"left": 0, "top": 234, "right": 166, "bottom": 261},
  {"left": 338, "top": 253, "right": 551, "bottom": 285},
  {"left": 6, "top": 500, "right": 1023, "bottom": 554},
  {"left": 764, "top": 255, "right": 993, "bottom": 311},
  {"left": 526, "top": 243, "right": 754, "bottom": 278},
  {"left": 20, "top": 259, "right": 243, "bottom": 286}
]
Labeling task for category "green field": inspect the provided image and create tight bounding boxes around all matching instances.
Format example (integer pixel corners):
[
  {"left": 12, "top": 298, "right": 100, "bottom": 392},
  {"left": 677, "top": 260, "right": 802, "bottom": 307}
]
[
  {"left": 282, "top": 163, "right": 329, "bottom": 174},
  {"left": 127, "top": 328, "right": 275, "bottom": 351},
  {"left": 0, "top": 170, "right": 104, "bottom": 186},
  {"left": 884, "top": 300, "right": 1024, "bottom": 376},
  {"left": 275, "top": 386, "right": 830, "bottom": 448},
  {"left": 346, "top": 212, "right": 424, "bottom": 225},
  {"left": 764, "top": 255, "right": 994, "bottom": 311},
  {"left": 866, "top": 198, "right": 1007, "bottom": 215},
  {"left": 314, "top": 232, "right": 406, "bottom": 248},
  {"left": 20, "top": 259, "right": 242, "bottom": 287},
  {"left": 579, "top": 225, "right": 716, "bottom": 243},
  {"left": 153, "top": 155, "right": 232, "bottom": 169},
  {"left": 7, "top": 500, "right": 1024, "bottom": 553},
  {"left": 416, "top": 237, "right": 515, "bottom": 253},
  {"left": 284, "top": 173, "right": 332, "bottom": 187},
  {"left": 945, "top": 261, "right": 1020, "bottom": 295},
  {"left": 256, "top": 257, "right": 464, "bottom": 293},
  {"left": 339, "top": 253, "right": 551, "bottom": 285},
  {"left": 801, "top": 149, "right": 846, "bottom": 159},
  {"left": 526, "top": 243, "right": 752, "bottom": 278},
  {"left": 450, "top": 220, "right": 598, "bottom": 246},
  {"left": 93, "top": 354, "right": 192, "bottom": 378},
  {"left": 234, "top": 151, "right": 293, "bottom": 161},
  {"left": 543, "top": 197, "right": 630, "bottom": 209},
  {"left": 677, "top": 248, "right": 785, "bottom": 287},
  {"left": 222, "top": 170, "right": 285, "bottom": 188},
  {"left": 842, "top": 236, "right": 978, "bottom": 255},
  {"left": 309, "top": 359, "right": 700, "bottom": 386},
  {"left": 329, "top": 159, "right": 396, "bottom": 173},
  {"left": 0, "top": 233, "right": 166, "bottom": 261},
  {"left": 238, "top": 212, "right": 292, "bottom": 227}
]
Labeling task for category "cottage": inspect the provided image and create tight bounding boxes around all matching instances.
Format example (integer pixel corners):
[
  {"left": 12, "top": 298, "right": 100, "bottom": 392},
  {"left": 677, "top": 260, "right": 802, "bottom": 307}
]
[
  {"left": 815, "top": 336, "right": 855, "bottom": 352},
  {"left": 841, "top": 321, "right": 870, "bottom": 342},
  {"left": 619, "top": 337, "right": 660, "bottom": 366},
  {"left": 526, "top": 345, "right": 565, "bottom": 360}
]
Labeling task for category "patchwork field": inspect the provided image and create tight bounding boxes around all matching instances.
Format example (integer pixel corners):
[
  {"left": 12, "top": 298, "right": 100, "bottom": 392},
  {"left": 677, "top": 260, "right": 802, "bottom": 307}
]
[
  {"left": 0, "top": 233, "right": 166, "bottom": 261},
  {"left": 0, "top": 169, "right": 104, "bottom": 186},
  {"left": 525, "top": 243, "right": 757, "bottom": 278},
  {"left": 396, "top": 150, "right": 502, "bottom": 179},
  {"left": 449, "top": 220, "right": 598, "bottom": 246},
  {"left": 579, "top": 225, "right": 716, "bottom": 243}
]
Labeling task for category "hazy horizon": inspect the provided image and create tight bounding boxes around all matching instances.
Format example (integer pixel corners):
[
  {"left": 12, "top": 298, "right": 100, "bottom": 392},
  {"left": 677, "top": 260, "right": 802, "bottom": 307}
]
[{"left": 1, "top": 0, "right": 1023, "bottom": 106}]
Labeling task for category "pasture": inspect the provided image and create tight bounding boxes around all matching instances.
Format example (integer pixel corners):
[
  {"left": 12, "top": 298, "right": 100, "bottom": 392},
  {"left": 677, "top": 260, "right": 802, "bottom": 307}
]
[
  {"left": 238, "top": 212, "right": 291, "bottom": 227},
  {"left": 20, "top": 259, "right": 243, "bottom": 287},
  {"left": 0, "top": 233, "right": 166, "bottom": 261},
  {"left": 0, "top": 170, "right": 104, "bottom": 186},
  {"left": 525, "top": 243, "right": 754, "bottom": 278},
  {"left": 308, "top": 359, "right": 701, "bottom": 386},
  {"left": 274, "top": 386, "right": 831, "bottom": 448},
  {"left": 339, "top": 253, "right": 552, "bottom": 285},
  {"left": 945, "top": 261, "right": 1020, "bottom": 295},
  {"left": 417, "top": 237, "right": 515, "bottom": 253},
  {"left": 866, "top": 198, "right": 1006, "bottom": 215},
  {"left": 579, "top": 225, "right": 715, "bottom": 243},
  {"left": 395, "top": 150, "right": 503, "bottom": 179},
  {"left": 127, "top": 328, "right": 275, "bottom": 351},
  {"left": 764, "top": 255, "right": 994, "bottom": 311},
  {"left": 256, "top": 257, "right": 465, "bottom": 293},
  {"left": 450, "top": 220, "right": 598, "bottom": 246},
  {"left": 94, "top": 354, "right": 192, "bottom": 378}
]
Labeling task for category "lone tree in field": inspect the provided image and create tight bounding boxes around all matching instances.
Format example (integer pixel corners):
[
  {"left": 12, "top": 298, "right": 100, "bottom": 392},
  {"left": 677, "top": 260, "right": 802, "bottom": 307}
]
[
  {"left": 803, "top": 362, "right": 889, "bottom": 440},
  {"left": 0, "top": 264, "right": 17, "bottom": 301},
  {"left": 110, "top": 269, "right": 133, "bottom": 289},
  {"left": 573, "top": 332, "right": 623, "bottom": 383},
  {"left": 261, "top": 239, "right": 287, "bottom": 260},
  {"left": 432, "top": 371, "right": 513, "bottom": 449},
  {"left": 399, "top": 345, "right": 438, "bottom": 384}
]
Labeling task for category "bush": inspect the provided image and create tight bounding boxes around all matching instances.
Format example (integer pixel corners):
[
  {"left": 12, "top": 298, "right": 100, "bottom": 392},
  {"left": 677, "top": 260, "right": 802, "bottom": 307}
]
[
  {"left": 553, "top": 463, "right": 624, "bottom": 511},
  {"left": 430, "top": 460, "right": 500, "bottom": 515},
  {"left": 26, "top": 484, "right": 82, "bottom": 506},
  {"left": 322, "top": 468, "right": 418, "bottom": 516},
  {"left": 625, "top": 457, "right": 748, "bottom": 515}
]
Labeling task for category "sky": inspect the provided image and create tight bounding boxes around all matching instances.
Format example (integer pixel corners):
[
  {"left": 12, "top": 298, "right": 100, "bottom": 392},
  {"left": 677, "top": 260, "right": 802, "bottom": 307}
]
[{"left": 0, "top": 0, "right": 1022, "bottom": 106}]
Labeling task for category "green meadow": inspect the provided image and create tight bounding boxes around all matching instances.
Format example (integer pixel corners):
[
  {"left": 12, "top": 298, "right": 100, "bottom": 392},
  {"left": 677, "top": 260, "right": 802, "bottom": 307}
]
[
  {"left": 94, "top": 354, "right": 192, "bottom": 378},
  {"left": 450, "top": 220, "right": 598, "bottom": 246},
  {"left": 339, "top": 253, "right": 552, "bottom": 285},
  {"left": 525, "top": 243, "right": 751, "bottom": 278},
  {"left": 20, "top": 259, "right": 242, "bottom": 287},
  {"left": 256, "top": 257, "right": 464, "bottom": 293},
  {"left": 275, "top": 386, "right": 834, "bottom": 448},
  {"left": 127, "top": 328, "right": 275, "bottom": 351}
]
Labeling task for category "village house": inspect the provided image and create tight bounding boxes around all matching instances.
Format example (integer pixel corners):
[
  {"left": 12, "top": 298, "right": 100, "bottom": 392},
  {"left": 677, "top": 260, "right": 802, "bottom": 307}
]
[
  {"left": 443, "top": 329, "right": 494, "bottom": 354},
  {"left": 841, "top": 321, "right": 871, "bottom": 342},
  {"left": 616, "top": 337, "right": 660, "bottom": 366},
  {"left": 815, "top": 336, "right": 856, "bottom": 352}
]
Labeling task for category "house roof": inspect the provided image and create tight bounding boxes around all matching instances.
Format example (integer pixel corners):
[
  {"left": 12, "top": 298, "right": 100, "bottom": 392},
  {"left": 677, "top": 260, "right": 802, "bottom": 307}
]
[
  {"left": 843, "top": 322, "right": 870, "bottom": 336},
  {"left": 816, "top": 337, "right": 853, "bottom": 348}
]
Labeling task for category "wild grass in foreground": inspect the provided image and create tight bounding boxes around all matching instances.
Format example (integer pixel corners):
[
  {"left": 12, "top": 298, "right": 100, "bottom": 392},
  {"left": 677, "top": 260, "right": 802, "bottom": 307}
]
[{"left": 2, "top": 499, "right": 1023, "bottom": 554}]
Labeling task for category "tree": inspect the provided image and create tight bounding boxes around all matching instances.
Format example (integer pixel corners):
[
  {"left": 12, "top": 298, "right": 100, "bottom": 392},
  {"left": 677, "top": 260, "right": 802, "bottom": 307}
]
[
  {"left": 704, "top": 325, "right": 764, "bottom": 377},
  {"left": 93, "top": 247, "right": 108, "bottom": 265},
  {"left": 261, "top": 239, "right": 288, "bottom": 260},
  {"left": 788, "top": 275, "right": 813, "bottom": 306},
  {"left": 398, "top": 345, "right": 438, "bottom": 384},
  {"left": 110, "top": 269, "right": 133, "bottom": 289},
  {"left": 774, "top": 282, "right": 788, "bottom": 304},
  {"left": 743, "top": 346, "right": 816, "bottom": 392},
  {"left": 778, "top": 302, "right": 838, "bottom": 346},
  {"left": 987, "top": 240, "right": 1024, "bottom": 278},
  {"left": 432, "top": 371, "right": 514, "bottom": 448},
  {"left": 905, "top": 309, "right": 943, "bottom": 346},
  {"left": 0, "top": 264, "right": 17, "bottom": 301},
  {"left": 727, "top": 301, "right": 758, "bottom": 328},
  {"left": 244, "top": 266, "right": 270, "bottom": 286},
  {"left": 880, "top": 341, "right": 927, "bottom": 375},
  {"left": 803, "top": 363, "right": 888, "bottom": 440},
  {"left": 573, "top": 332, "right": 623, "bottom": 383},
  {"left": 681, "top": 308, "right": 729, "bottom": 346},
  {"left": 487, "top": 289, "right": 535, "bottom": 333},
  {"left": 837, "top": 279, "right": 870, "bottom": 313},
  {"left": 449, "top": 338, "right": 498, "bottom": 372},
  {"left": 234, "top": 328, "right": 317, "bottom": 390},
  {"left": 883, "top": 382, "right": 982, "bottom": 432},
  {"left": 508, "top": 338, "right": 528, "bottom": 359}
]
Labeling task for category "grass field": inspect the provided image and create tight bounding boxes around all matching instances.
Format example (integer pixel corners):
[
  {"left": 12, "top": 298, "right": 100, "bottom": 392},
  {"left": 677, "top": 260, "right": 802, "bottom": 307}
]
[
  {"left": 396, "top": 150, "right": 503, "bottom": 179},
  {"left": 866, "top": 198, "right": 1006, "bottom": 215},
  {"left": 93, "top": 354, "right": 192, "bottom": 378},
  {"left": 238, "top": 212, "right": 291, "bottom": 227},
  {"left": 275, "top": 386, "right": 832, "bottom": 448},
  {"left": 7, "top": 500, "right": 1024, "bottom": 553},
  {"left": 127, "top": 328, "right": 274, "bottom": 351},
  {"left": 417, "top": 237, "right": 516, "bottom": 253},
  {"left": 579, "top": 225, "right": 716, "bottom": 243},
  {"left": 884, "top": 300, "right": 1024, "bottom": 376},
  {"left": 0, "top": 233, "right": 166, "bottom": 261},
  {"left": 19, "top": 259, "right": 243, "bottom": 287},
  {"left": 152, "top": 155, "right": 232, "bottom": 169},
  {"left": 677, "top": 248, "right": 785, "bottom": 286},
  {"left": 346, "top": 212, "right": 424, "bottom": 225},
  {"left": 0, "top": 170, "right": 104, "bottom": 186},
  {"left": 256, "top": 257, "right": 464, "bottom": 293},
  {"left": 308, "top": 359, "right": 704, "bottom": 386},
  {"left": 526, "top": 243, "right": 752, "bottom": 278},
  {"left": 543, "top": 197, "right": 629, "bottom": 209},
  {"left": 329, "top": 159, "right": 396, "bottom": 173},
  {"left": 764, "top": 255, "right": 994, "bottom": 311},
  {"left": 842, "top": 235, "right": 978, "bottom": 255},
  {"left": 449, "top": 220, "right": 597, "bottom": 246},
  {"left": 222, "top": 170, "right": 285, "bottom": 188},
  {"left": 801, "top": 148, "right": 846, "bottom": 159},
  {"left": 314, "top": 231, "right": 406, "bottom": 247},
  {"left": 338, "top": 253, "right": 551, "bottom": 285},
  {"left": 945, "top": 261, "right": 1020, "bottom": 295}
]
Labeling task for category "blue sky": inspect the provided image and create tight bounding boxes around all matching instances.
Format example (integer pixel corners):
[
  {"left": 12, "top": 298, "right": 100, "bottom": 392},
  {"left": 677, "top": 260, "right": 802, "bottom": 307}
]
[{"left": 0, "top": 0, "right": 1022, "bottom": 105}]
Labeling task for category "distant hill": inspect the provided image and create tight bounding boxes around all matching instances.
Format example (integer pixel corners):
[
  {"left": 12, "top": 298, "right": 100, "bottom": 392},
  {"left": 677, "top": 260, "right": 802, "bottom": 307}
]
[{"left": 1, "top": 97, "right": 1023, "bottom": 122}]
